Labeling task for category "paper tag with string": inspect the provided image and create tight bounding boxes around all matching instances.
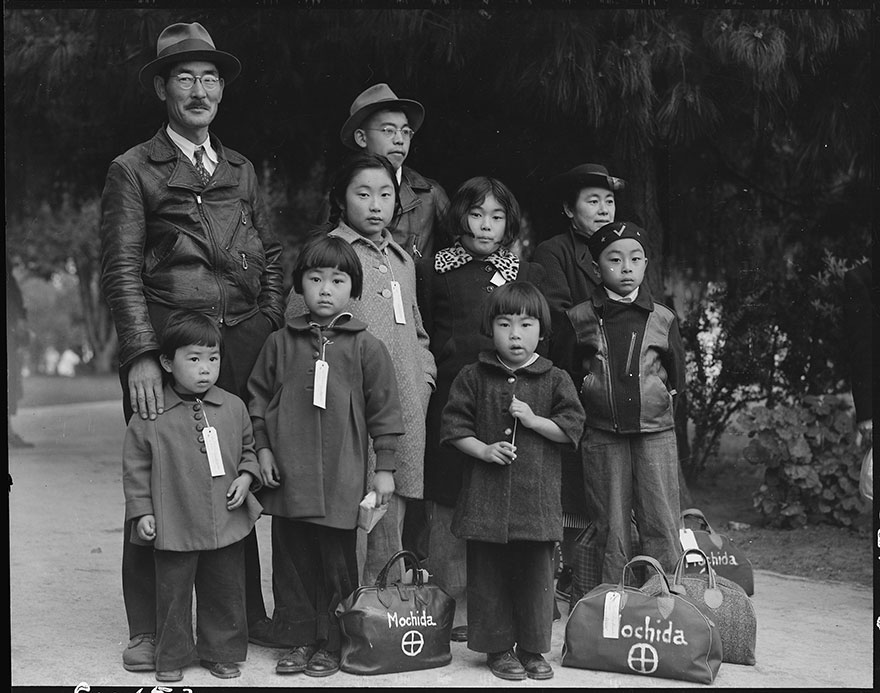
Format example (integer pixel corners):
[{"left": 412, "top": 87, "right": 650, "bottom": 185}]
[
  {"left": 390, "top": 280, "right": 406, "bottom": 324},
  {"left": 603, "top": 591, "right": 621, "bottom": 638},
  {"left": 198, "top": 401, "right": 225, "bottom": 477},
  {"left": 313, "top": 335, "right": 331, "bottom": 408}
]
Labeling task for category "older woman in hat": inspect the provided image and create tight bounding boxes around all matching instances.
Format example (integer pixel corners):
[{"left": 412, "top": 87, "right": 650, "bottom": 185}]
[{"left": 531, "top": 163, "right": 625, "bottom": 603}]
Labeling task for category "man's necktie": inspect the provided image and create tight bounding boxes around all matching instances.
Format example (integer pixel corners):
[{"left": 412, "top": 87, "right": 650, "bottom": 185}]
[{"left": 194, "top": 146, "right": 211, "bottom": 187}]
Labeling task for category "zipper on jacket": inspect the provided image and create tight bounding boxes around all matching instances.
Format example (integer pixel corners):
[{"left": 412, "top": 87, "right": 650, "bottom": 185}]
[
  {"left": 225, "top": 207, "right": 248, "bottom": 253},
  {"left": 598, "top": 316, "right": 620, "bottom": 432},
  {"left": 624, "top": 331, "right": 637, "bottom": 376},
  {"left": 195, "top": 192, "right": 228, "bottom": 323}
]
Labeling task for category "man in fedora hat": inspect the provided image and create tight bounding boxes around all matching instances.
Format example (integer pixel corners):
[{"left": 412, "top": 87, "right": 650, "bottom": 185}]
[
  {"left": 340, "top": 82, "right": 449, "bottom": 259},
  {"left": 100, "top": 21, "right": 284, "bottom": 673}
]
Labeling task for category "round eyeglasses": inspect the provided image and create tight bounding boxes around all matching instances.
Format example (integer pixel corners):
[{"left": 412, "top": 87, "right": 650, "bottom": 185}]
[
  {"left": 365, "top": 126, "right": 415, "bottom": 140},
  {"left": 173, "top": 74, "right": 221, "bottom": 91}
]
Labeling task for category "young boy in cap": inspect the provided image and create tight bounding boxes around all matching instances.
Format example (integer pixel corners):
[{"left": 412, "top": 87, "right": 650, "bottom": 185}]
[
  {"left": 559, "top": 221, "right": 685, "bottom": 584},
  {"left": 340, "top": 83, "right": 449, "bottom": 259}
]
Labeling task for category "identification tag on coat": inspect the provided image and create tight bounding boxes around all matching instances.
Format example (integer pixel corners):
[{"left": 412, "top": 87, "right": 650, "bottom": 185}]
[
  {"left": 313, "top": 359, "right": 329, "bottom": 408},
  {"left": 203, "top": 426, "right": 225, "bottom": 477},
  {"left": 390, "top": 280, "right": 406, "bottom": 324},
  {"left": 490, "top": 271, "right": 506, "bottom": 287}
]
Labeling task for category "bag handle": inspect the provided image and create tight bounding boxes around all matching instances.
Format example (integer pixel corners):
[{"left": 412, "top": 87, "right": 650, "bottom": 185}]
[
  {"left": 375, "top": 550, "right": 425, "bottom": 588},
  {"left": 673, "top": 548, "right": 717, "bottom": 589},
  {"left": 680, "top": 507, "right": 717, "bottom": 534},
  {"left": 622, "top": 555, "right": 671, "bottom": 596}
]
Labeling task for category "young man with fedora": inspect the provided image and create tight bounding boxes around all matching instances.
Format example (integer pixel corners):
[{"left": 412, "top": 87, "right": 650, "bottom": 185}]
[
  {"left": 340, "top": 82, "right": 450, "bottom": 259},
  {"left": 100, "top": 21, "right": 285, "bottom": 674}
]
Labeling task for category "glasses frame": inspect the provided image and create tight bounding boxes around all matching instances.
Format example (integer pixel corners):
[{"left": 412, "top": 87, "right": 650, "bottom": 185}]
[
  {"left": 172, "top": 73, "right": 222, "bottom": 91},
  {"left": 363, "top": 126, "right": 416, "bottom": 140}
]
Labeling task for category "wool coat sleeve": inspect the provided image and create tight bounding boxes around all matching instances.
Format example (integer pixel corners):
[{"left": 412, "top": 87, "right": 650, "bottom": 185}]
[
  {"left": 361, "top": 334, "right": 405, "bottom": 471},
  {"left": 411, "top": 278, "right": 437, "bottom": 392},
  {"left": 439, "top": 365, "right": 480, "bottom": 447},
  {"left": 246, "top": 333, "right": 280, "bottom": 451},
  {"left": 547, "top": 366, "right": 587, "bottom": 448},
  {"left": 122, "top": 418, "right": 155, "bottom": 521}
]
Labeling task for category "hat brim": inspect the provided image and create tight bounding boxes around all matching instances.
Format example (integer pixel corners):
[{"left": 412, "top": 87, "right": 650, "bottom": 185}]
[
  {"left": 139, "top": 50, "right": 242, "bottom": 90},
  {"left": 340, "top": 99, "right": 425, "bottom": 149},
  {"left": 552, "top": 171, "right": 626, "bottom": 194}
]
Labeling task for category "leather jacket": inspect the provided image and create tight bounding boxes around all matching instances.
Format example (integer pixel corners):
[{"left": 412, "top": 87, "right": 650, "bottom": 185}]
[
  {"left": 100, "top": 127, "right": 284, "bottom": 368},
  {"left": 393, "top": 165, "right": 450, "bottom": 260}
]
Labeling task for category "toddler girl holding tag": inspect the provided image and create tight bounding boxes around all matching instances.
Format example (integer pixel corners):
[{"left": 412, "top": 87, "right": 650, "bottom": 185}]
[
  {"left": 285, "top": 152, "right": 436, "bottom": 588},
  {"left": 416, "top": 176, "right": 544, "bottom": 641},
  {"left": 250, "top": 234, "right": 405, "bottom": 677},
  {"left": 440, "top": 282, "right": 584, "bottom": 681},
  {"left": 122, "top": 310, "right": 263, "bottom": 683}
]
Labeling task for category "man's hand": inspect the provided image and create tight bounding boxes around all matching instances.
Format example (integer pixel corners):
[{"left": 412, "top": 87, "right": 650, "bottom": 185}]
[{"left": 128, "top": 353, "right": 165, "bottom": 420}]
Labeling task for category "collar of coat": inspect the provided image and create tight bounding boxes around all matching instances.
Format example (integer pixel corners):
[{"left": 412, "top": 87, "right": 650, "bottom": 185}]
[
  {"left": 147, "top": 127, "right": 246, "bottom": 191},
  {"left": 477, "top": 349, "right": 554, "bottom": 375},
  {"left": 285, "top": 312, "right": 367, "bottom": 333},
  {"left": 434, "top": 241, "right": 520, "bottom": 283},
  {"left": 162, "top": 383, "right": 227, "bottom": 411},
  {"left": 590, "top": 282, "right": 655, "bottom": 312},
  {"left": 329, "top": 222, "right": 410, "bottom": 263}
]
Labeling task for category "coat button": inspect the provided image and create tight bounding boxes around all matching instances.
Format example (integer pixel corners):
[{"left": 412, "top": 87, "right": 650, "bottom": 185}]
[
  {"left": 381, "top": 288, "right": 392, "bottom": 298},
  {"left": 200, "top": 446, "right": 207, "bottom": 453},
  {"left": 194, "top": 412, "right": 203, "bottom": 420},
  {"left": 196, "top": 424, "right": 205, "bottom": 431},
  {"left": 313, "top": 351, "right": 320, "bottom": 358},
  {"left": 379, "top": 264, "right": 388, "bottom": 273},
  {"left": 504, "top": 427, "right": 513, "bottom": 436},
  {"left": 485, "top": 286, "right": 494, "bottom": 292},
  {"left": 507, "top": 376, "right": 516, "bottom": 383},
  {"left": 198, "top": 435, "right": 205, "bottom": 443},
  {"left": 483, "top": 264, "right": 493, "bottom": 273},
  {"left": 192, "top": 403, "right": 201, "bottom": 411}
]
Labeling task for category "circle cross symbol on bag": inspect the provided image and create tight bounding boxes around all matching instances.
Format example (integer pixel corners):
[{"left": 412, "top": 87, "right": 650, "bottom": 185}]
[
  {"left": 401, "top": 630, "right": 425, "bottom": 657},
  {"left": 627, "top": 643, "right": 659, "bottom": 674}
]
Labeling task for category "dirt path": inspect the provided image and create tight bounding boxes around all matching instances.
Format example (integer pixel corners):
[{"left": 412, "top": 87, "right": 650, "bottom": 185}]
[{"left": 9, "top": 402, "right": 874, "bottom": 688}]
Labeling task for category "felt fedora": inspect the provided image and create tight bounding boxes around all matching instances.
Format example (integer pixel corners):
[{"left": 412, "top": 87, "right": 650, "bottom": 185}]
[
  {"left": 552, "top": 163, "right": 626, "bottom": 194},
  {"left": 139, "top": 22, "right": 241, "bottom": 90},
  {"left": 340, "top": 83, "right": 425, "bottom": 149}
]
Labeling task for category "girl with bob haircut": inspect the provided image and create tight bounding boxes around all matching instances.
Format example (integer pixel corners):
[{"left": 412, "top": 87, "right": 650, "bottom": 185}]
[
  {"left": 250, "top": 233, "right": 405, "bottom": 677},
  {"left": 415, "top": 177, "right": 545, "bottom": 644},
  {"left": 439, "top": 281, "right": 584, "bottom": 681},
  {"left": 284, "top": 152, "right": 436, "bottom": 596}
]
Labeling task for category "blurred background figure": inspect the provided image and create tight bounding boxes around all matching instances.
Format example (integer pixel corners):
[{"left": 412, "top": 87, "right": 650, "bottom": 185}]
[
  {"left": 843, "top": 259, "right": 873, "bottom": 447},
  {"left": 7, "top": 256, "right": 33, "bottom": 448}
]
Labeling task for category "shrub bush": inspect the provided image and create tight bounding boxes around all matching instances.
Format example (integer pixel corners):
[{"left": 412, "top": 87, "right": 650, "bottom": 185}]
[{"left": 738, "top": 394, "right": 869, "bottom": 528}]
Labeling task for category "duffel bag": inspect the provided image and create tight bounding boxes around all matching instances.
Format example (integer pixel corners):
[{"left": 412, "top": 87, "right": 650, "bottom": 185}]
[
  {"left": 680, "top": 508, "right": 755, "bottom": 595},
  {"left": 335, "top": 550, "right": 455, "bottom": 675},
  {"left": 562, "top": 555, "right": 723, "bottom": 684},
  {"left": 643, "top": 548, "right": 757, "bottom": 665}
]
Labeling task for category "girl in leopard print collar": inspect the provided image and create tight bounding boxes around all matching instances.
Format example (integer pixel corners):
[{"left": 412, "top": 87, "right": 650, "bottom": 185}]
[{"left": 414, "top": 176, "right": 545, "bottom": 643}]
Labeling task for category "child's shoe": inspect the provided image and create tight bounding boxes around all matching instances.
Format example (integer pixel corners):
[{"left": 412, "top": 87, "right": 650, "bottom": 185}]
[
  {"left": 155, "top": 669, "right": 183, "bottom": 682},
  {"left": 304, "top": 648, "right": 340, "bottom": 677},
  {"left": 486, "top": 649, "right": 526, "bottom": 681},
  {"left": 276, "top": 644, "right": 317, "bottom": 674},
  {"left": 122, "top": 633, "right": 155, "bottom": 671},
  {"left": 515, "top": 646, "right": 554, "bottom": 680},
  {"left": 199, "top": 660, "right": 240, "bottom": 679}
]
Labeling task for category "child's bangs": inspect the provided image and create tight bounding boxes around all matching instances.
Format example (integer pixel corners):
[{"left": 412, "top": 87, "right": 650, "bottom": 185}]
[{"left": 480, "top": 281, "right": 551, "bottom": 337}]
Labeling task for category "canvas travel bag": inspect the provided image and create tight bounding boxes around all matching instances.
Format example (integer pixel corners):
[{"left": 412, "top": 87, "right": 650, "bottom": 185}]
[
  {"left": 680, "top": 508, "right": 755, "bottom": 596},
  {"left": 335, "top": 550, "right": 455, "bottom": 675},
  {"left": 562, "top": 555, "right": 723, "bottom": 684},
  {"left": 642, "top": 548, "right": 757, "bottom": 665}
]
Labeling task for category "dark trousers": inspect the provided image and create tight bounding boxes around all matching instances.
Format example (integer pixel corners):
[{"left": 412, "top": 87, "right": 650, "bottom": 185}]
[
  {"left": 466, "top": 540, "right": 555, "bottom": 655},
  {"left": 270, "top": 518, "right": 358, "bottom": 653},
  {"left": 154, "top": 540, "right": 247, "bottom": 671},
  {"left": 120, "top": 310, "right": 274, "bottom": 637}
]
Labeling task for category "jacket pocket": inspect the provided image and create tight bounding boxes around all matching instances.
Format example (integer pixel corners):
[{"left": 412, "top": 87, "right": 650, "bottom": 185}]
[{"left": 144, "top": 230, "right": 181, "bottom": 275}]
